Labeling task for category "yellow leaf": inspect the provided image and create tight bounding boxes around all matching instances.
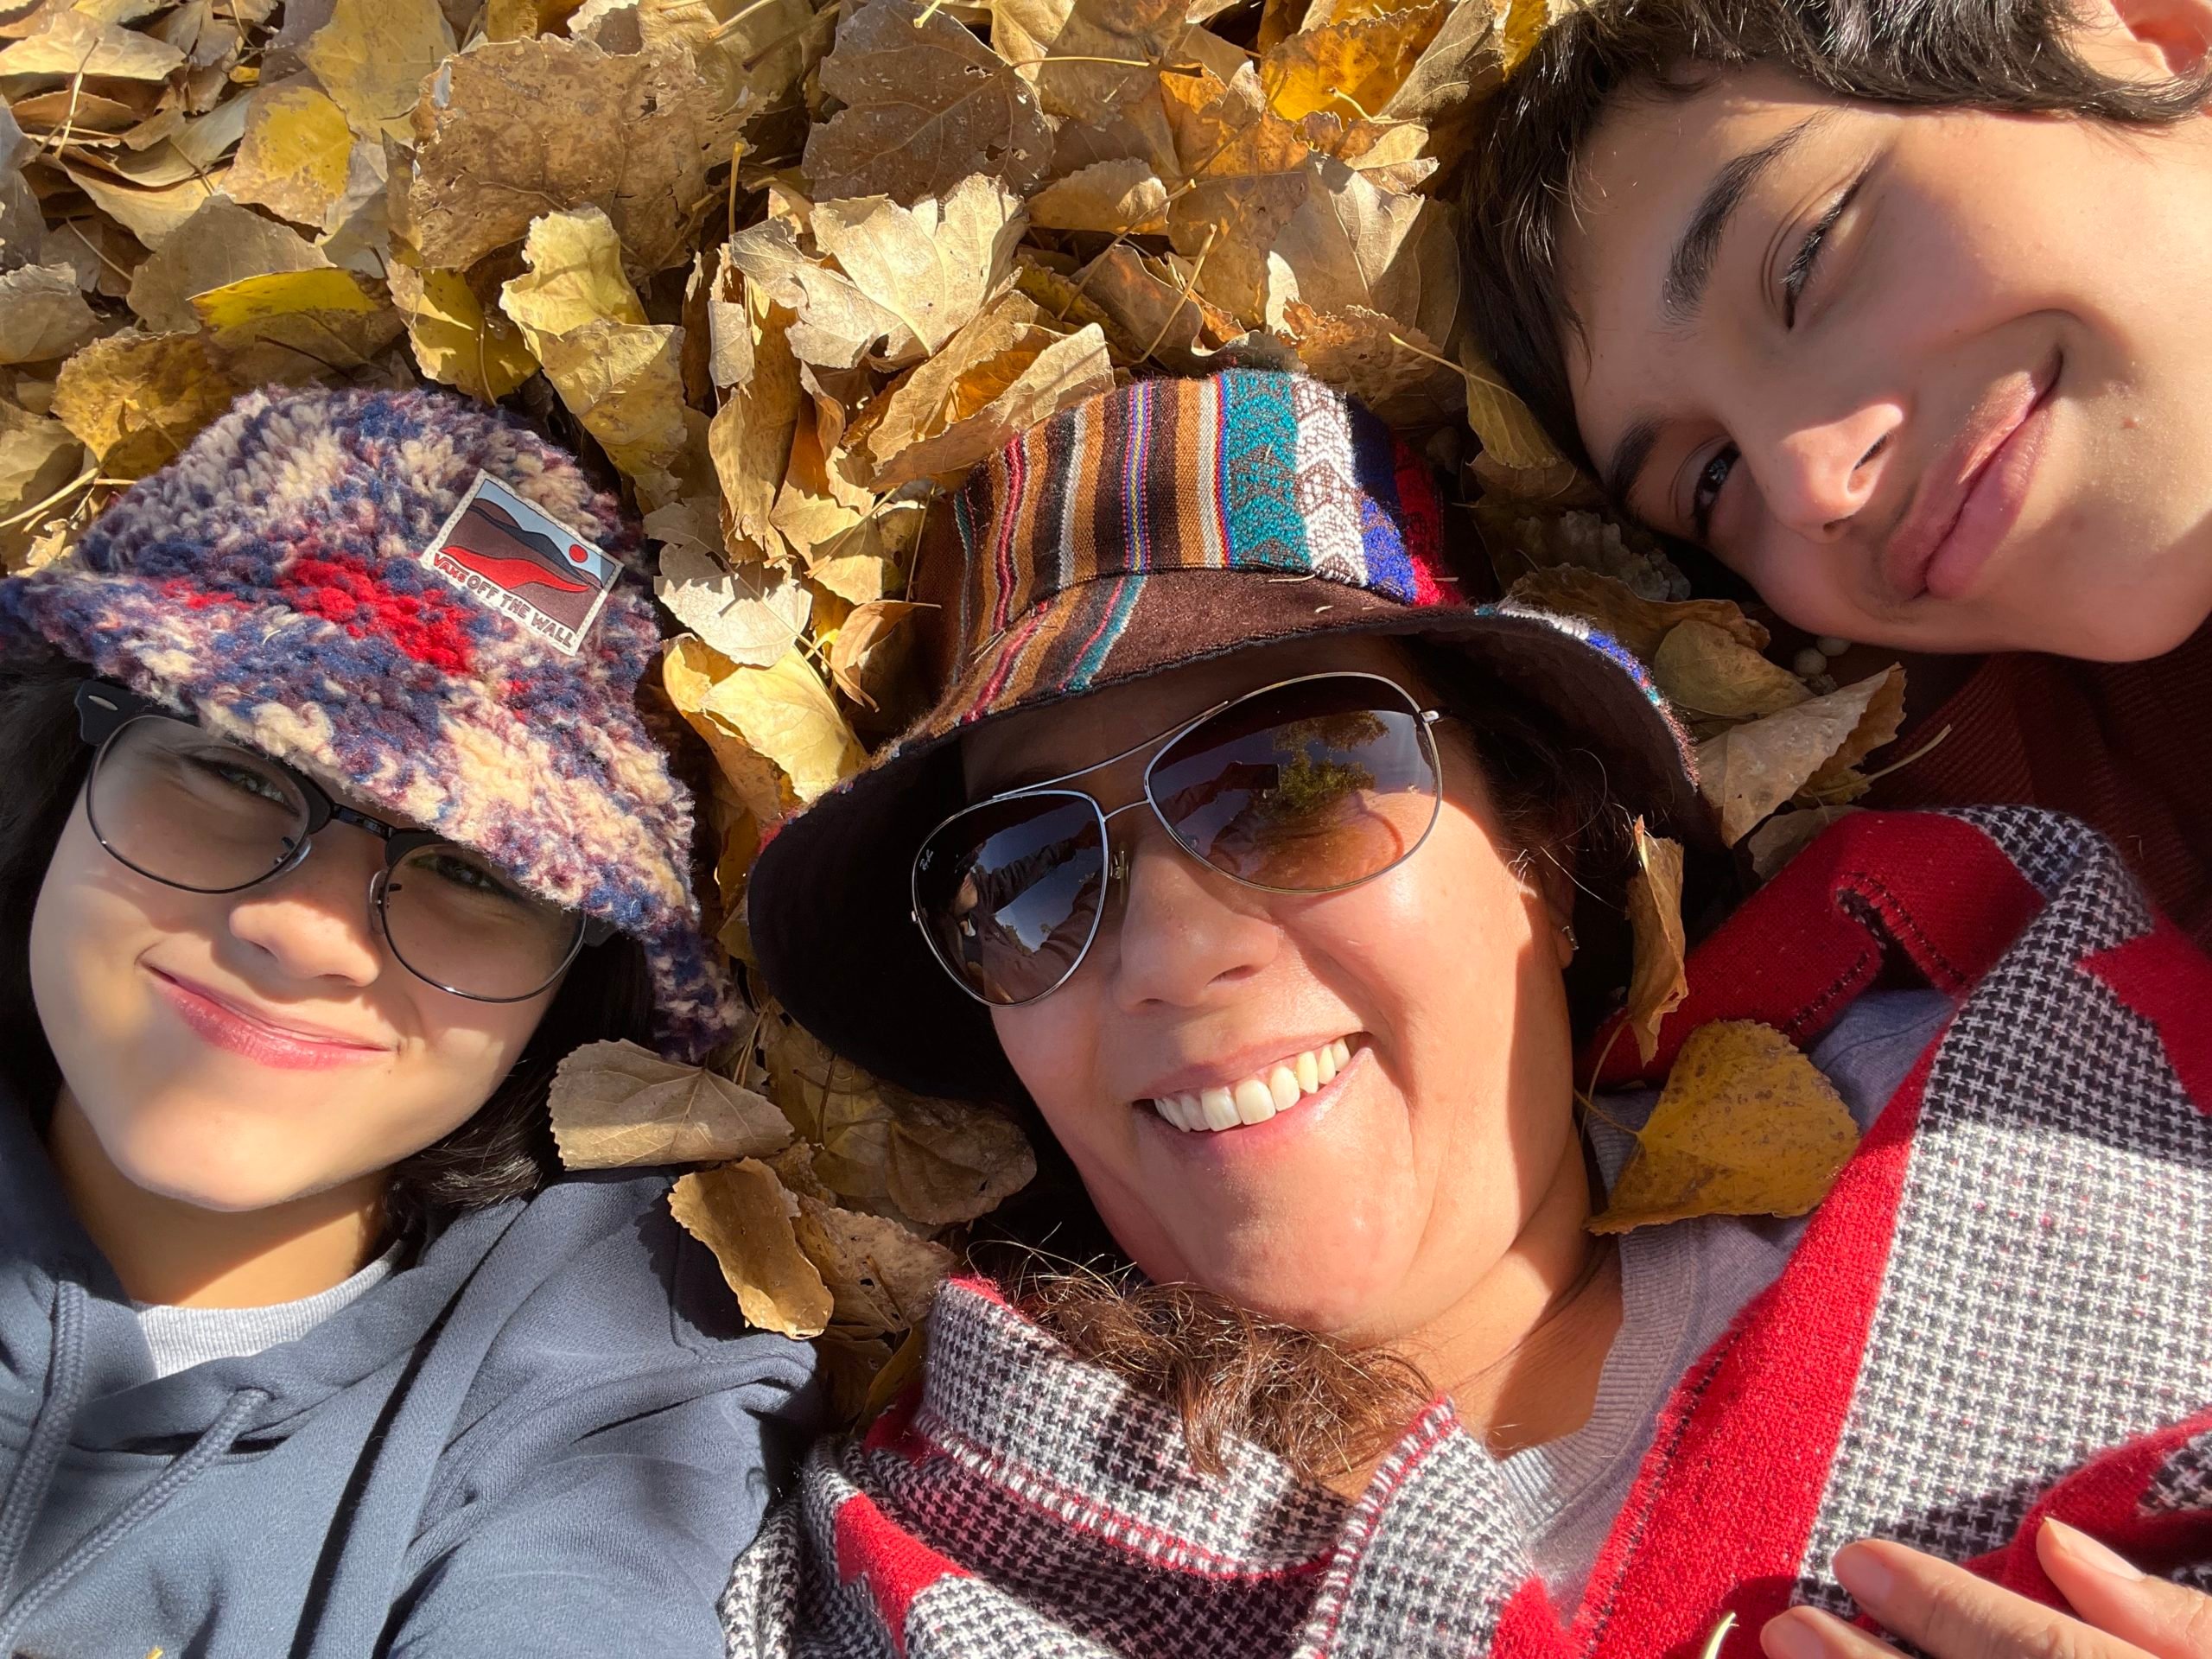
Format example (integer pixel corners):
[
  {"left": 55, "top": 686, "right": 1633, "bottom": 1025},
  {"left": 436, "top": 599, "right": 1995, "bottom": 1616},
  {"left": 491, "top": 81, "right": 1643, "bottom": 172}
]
[
  {"left": 188, "top": 265, "right": 384, "bottom": 328},
  {"left": 0, "top": 401, "right": 85, "bottom": 572},
  {"left": 386, "top": 265, "right": 537, "bottom": 402},
  {"left": 1650, "top": 618, "right": 1810, "bottom": 723},
  {"left": 1745, "top": 805, "right": 1862, "bottom": 881},
  {"left": 1804, "top": 664, "right": 1905, "bottom": 798},
  {"left": 791, "top": 1193, "right": 953, "bottom": 1337},
  {"left": 662, "top": 636, "right": 866, "bottom": 815},
  {"left": 1158, "top": 64, "right": 1314, "bottom": 324},
  {"left": 827, "top": 597, "right": 924, "bottom": 711},
  {"left": 991, "top": 0, "right": 1223, "bottom": 124},
  {"left": 1461, "top": 334, "right": 1565, "bottom": 471},
  {"left": 803, "top": 0, "right": 1051, "bottom": 204},
  {"left": 124, "top": 197, "right": 329, "bottom": 335},
  {"left": 1502, "top": 0, "right": 1578, "bottom": 75},
  {"left": 670, "top": 1160, "right": 836, "bottom": 1338},
  {"left": 302, "top": 0, "right": 454, "bottom": 143},
  {"left": 705, "top": 286, "right": 802, "bottom": 556},
  {"left": 188, "top": 267, "right": 404, "bottom": 379},
  {"left": 1267, "top": 157, "right": 1459, "bottom": 345},
  {"left": 57, "top": 163, "right": 226, "bottom": 249},
  {"left": 1070, "top": 243, "right": 1244, "bottom": 370},
  {"left": 1504, "top": 567, "right": 1767, "bottom": 662},
  {"left": 225, "top": 85, "right": 355, "bottom": 231},
  {"left": 550, "top": 1039, "right": 794, "bottom": 1169},
  {"left": 1259, "top": 4, "right": 1445, "bottom": 122},
  {"left": 1590, "top": 1020, "right": 1860, "bottom": 1233},
  {"left": 498, "top": 207, "right": 648, "bottom": 335},
  {"left": 52, "top": 331, "right": 245, "bottom": 480},
  {"left": 1622, "top": 818, "right": 1687, "bottom": 1066},
  {"left": 1027, "top": 157, "right": 1171, "bottom": 235},
  {"left": 1695, "top": 667, "right": 1906, "bottom": 846},
  {"left": 1379, "top": 0, "right": 1504, "bottom": 127},
  {"left": 0, "top": 264, "right": 98, "bottom": 365},
  {"left": 884, "top": 1092, "right": 1037, "bottom": 1227},
  {"left": 1277, "top": 303, "right": 1461, "bottom": 426},
  {"left": 867, "top": 293, "right": 1115, "bottom": 487},
  {"left": 656, "top": 542, "right": 813, "bottom": 669},
  {"left": 0, "top": 13, "right": 185, "bottom": 82}
]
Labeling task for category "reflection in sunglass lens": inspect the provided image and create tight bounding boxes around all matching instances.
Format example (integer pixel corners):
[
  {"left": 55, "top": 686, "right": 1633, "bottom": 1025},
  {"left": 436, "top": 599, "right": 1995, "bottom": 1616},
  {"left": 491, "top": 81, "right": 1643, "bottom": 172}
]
[
  {"left": 87, "top": 716, "right": 312, "bottom": 892},
  {"left": 381, "top": 842, "right": 584, "bottom": 1001},
  {"left": 1149, "top": 679, "right": 1439, "bottom": 891},
  {"left": 915, "top": 793, "right": 1106, "bottom": 1006}
]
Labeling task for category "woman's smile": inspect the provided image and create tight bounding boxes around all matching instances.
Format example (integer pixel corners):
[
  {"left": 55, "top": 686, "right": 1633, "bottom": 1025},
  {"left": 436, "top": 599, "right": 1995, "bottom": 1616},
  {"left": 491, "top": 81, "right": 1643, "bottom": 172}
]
[{"left": 1140, "top": 1035, "right": 1362, "bottom": 1135}]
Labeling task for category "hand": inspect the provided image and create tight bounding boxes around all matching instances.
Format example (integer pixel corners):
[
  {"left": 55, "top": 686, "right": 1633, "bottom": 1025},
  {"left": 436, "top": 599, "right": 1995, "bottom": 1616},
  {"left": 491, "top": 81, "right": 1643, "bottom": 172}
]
[{"left": 1759, "top": 1520, "right": 2212, "bottom": 1658}]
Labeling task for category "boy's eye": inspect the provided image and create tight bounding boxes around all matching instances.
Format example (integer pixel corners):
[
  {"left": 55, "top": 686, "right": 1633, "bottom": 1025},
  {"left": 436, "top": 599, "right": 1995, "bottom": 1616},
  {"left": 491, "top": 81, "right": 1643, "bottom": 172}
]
[
  {"left": 1690, "top": 444, "right": 1738, "bottom": 540},
  {"left": 1780, "top": 171, "right": 1869, "bottom": 328}
]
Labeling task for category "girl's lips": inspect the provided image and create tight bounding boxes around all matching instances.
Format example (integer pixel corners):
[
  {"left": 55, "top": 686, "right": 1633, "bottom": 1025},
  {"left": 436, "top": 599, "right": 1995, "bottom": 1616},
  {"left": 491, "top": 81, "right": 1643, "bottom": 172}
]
[{"left": 149, "top": 969, "right": 393, "bottom": 1071}]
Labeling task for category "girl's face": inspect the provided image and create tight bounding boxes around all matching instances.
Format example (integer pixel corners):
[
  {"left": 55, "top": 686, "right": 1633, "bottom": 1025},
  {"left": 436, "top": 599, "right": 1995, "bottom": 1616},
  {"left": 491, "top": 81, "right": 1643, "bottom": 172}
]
[
  {"left": 29, "top": 784, "right": 552, "bottom": 1212},
  {"left": 972, "top": 636, "right": 1583, "bottom": 1343},
  {"left": 1560, "top": 3, "right": 2212, "bottom": 660}
]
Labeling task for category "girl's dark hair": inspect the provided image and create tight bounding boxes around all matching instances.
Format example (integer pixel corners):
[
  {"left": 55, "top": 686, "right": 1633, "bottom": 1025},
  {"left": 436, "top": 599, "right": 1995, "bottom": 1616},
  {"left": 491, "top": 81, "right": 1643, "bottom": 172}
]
[
  {"left": 974, "top": 652, "right": 1639, "bottom": 1484},
  {"left": 0, "top": 652, "right": 657, "bottom": 1238},
  {"left": 1461, "top": 0, "right": 2212, "bottom": 476}
]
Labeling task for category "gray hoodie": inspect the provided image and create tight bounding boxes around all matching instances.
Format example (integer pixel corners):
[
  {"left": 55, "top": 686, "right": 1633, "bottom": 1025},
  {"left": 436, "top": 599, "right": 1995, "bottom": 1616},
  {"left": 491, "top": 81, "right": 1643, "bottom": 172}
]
[{"left": 0, "top": 1084, "right": 821, "bottom": 1658}]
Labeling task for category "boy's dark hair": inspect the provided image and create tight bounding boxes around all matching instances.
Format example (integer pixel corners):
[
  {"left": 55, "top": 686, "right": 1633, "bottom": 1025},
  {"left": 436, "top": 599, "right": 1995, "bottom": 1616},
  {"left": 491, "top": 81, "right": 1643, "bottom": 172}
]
[
  {"left": 1462, "top": 0, "right": 2212, "bottom": 474},
  {"left": 0, "top": 652, "right": 657, "bottom": 1238}
]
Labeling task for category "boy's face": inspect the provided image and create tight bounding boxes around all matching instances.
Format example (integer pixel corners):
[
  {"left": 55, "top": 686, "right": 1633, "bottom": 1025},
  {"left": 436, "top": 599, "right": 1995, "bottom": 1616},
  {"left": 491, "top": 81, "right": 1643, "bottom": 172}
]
[{"left": 1560, "top": 52, "right": 2212, "bottom": 660}]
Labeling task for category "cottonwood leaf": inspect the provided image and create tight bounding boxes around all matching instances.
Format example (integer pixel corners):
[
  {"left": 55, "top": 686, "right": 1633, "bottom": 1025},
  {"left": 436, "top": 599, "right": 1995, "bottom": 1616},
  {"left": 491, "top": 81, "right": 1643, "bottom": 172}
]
[
  {"left": 1071, "top": 243, "right": 1245, "bottom": 370},
  {"left": 657, "top": 541, "right": 813, "bottom": 668},
  {"left": 867, "top": 296, "right": 1114, "bottom": 486},
  {"left": 1159, "top": 64, "right": 1313, "bottom": 323},
  {"left": 1502, "top": 0, "right": 1579, "bottom": 75},
  {"left": 1259, "top": 3, "right": 1445, "bottom": 121},
  {"left": 1591, "top": 1020, "right": 1859, "bottom": 1232},
  {"left": 1622, "top": 817, "right": 1688, "bottom": 1066},
  {"left": 301, "top": 0, "right": 454, "bottom": 143},
  {"left": 550, "top": 1038, "right": 794, "bottom": 1168},
  {"left": 0, "top": 13, "right": 187, "bottom": 80},
  {"left": 52, "top": 331, "right": 245, "bottom": 480},
  {"left": 884, "top": 1093, "right": 1037, "bottom": 1226},
  {"left": 1027, "top": 157, "right": 1170, "bottom": 234},
  {"left": 409, "top": 35, "right": 745, "bottom": 277},
  {"left": 1379, "top": 0, "right": 1504, "bottom": 129},
  {"left": 1695, "top": 667, "right": 1904, "bottom": 846},
  {"left": 59, "top": 162, "right": 228, "bottom": 249},
  {"left": 791, "top": 1193, "right": 953, "bottom": 1336},
  {"left": 705, "top": 286, "right": 802, "bottom": 556},
  {"left": 723, "top": 219, "right": 909, "bottom": 373},
  {"left": 1802, "top": 664, "right": 1904, "bottom": 799},
  {"left": 1504, "top": 567, "right": 1767, "bottom": 661},
  {"left": 497, "top": 206, "right": 647, "bottom": 334},
  {"left": 1651, "top": 619, "right": 1810, "bottom": 723},
  {"left": 992, "top": 0, "right": 1227, "bottom": 124},
  {"left": 662, "top": 636, "right": 866, "bottom": 816},
  {"left": 1745, "top": 804, "right": 1862, "bottom": 881},
  {"left": 1265, "top": 155, "right": 1459, "bottom": 344},
  {"left": 804, "top": 0, "right": 1051, "bottom": 204},
  {"left": 1461, "top": 334, "right": 1564, "bottom": 471},
  {"left": 225, "top": 84, "right": 355, "bottom": 230},
  {"left": 671, "top": 1160, "right": 835, "bottom": 1338},
  {"left": 0, "top": 402, "right": 84, "bottom": 572},
  {"left": 386, "top": 264, "right": 537, "bottom": 402},
  {"left": 188, "top": 265, "right": 404, "bottom": 379},
  {"left": 124, "top": 196, "right": 330, "bottom": 334},
  {"left": 1278, "top": 303, "right": 1461, "bottom": 425},
  {"left": 828, "top": 597, "right": 923, "bottom": 710},
  {"left": 810, "top": 178, "right": 1028, "bottom": 365},
  {"left": 0, "top": 264, "right": 98, "bottom": 365}
]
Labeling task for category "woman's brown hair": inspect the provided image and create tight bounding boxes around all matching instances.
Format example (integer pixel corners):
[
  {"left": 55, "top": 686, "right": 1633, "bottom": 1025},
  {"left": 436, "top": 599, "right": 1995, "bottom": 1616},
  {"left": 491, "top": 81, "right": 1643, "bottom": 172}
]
[
  {"left": 0, "top": 651, "right": 658, "bottom": 1239},
  {"left": 973, "top": 649, "right": 1643, "bottom": 1484}
]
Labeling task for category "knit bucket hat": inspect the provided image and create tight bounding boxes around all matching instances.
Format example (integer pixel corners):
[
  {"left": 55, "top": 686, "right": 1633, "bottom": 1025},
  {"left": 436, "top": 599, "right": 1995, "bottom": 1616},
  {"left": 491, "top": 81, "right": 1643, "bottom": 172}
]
[
  {"left": 748, "top": 369, "right": 1703, "bottom": 1100},
  {"left": 0, "top": 385, "right": 736, "bottom": 1061}
]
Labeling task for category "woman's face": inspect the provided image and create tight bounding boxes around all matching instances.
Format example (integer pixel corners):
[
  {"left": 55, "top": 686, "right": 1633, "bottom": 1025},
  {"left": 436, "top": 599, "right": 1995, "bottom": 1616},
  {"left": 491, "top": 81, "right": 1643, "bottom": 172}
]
[
  {"left": 29, "top": 781, "right": 553, "bottom": 1212},
  {"left": 1560, "top": 3, "right": 2212, "bottom": 660},
  {"left": 972, "top": 636, "right": 1583, "bottom": 1342}
]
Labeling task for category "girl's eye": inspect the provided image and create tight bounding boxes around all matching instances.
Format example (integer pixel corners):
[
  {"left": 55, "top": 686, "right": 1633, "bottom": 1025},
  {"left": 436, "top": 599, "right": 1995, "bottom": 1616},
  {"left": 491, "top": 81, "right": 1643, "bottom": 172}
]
[
  {"left": 419, "top": 849, "right": 526, "bottom": 904},
  {"left": 1690, "top": 444, "right": 1738, "bottom": 540},
  {"left": 190, "top": 751, "right": 292, "bottom": 806}
]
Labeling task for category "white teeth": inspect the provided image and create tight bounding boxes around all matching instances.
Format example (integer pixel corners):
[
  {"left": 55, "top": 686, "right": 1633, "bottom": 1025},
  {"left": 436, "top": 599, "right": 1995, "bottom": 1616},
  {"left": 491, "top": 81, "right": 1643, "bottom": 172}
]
[
  {"left": 1148, "top": 1039, "right": 1359, "bottom": 1135},
  {"left": 1200, "top": 1086, "right": 1240, "bottom": 1130}
]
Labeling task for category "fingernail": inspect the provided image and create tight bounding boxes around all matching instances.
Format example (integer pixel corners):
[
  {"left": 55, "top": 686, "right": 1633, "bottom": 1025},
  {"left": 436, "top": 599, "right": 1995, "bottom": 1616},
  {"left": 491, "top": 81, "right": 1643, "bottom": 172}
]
[
  {"left": 2046, "top": 1518, "right": 2145, "bottom": 1581},
  {"left": 1831, "top": 1542, "right": 1895, "bottom": 1606},
  {"left": 1760, "top": 1612, "right": 1829, "bottom": 1659}
]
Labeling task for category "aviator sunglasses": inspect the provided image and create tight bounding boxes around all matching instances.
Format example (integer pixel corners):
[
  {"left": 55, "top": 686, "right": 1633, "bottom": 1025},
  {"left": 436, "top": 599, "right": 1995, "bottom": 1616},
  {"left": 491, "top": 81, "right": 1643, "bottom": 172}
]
[
  {"left": 911, "top": 671, "right": 1446, "bottom": 1007},
  {"left": 73, "top": 681, "right": 613, "bottom": 1002}
]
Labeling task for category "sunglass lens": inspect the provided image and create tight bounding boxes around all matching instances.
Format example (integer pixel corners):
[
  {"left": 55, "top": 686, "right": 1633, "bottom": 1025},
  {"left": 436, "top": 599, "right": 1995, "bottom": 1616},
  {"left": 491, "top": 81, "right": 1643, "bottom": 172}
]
[
  {"left": 915, "top": 794, "right": 1107, "bottom": 1006},
  {"left": 381, "top": 842, "right": 584, "bottom": 1001},
  {"left": 87, "top": 717, "right": 313, "bottom": 891},
  {"left": 1149, "top": 678, "right": 1440, "bottom": 892}
]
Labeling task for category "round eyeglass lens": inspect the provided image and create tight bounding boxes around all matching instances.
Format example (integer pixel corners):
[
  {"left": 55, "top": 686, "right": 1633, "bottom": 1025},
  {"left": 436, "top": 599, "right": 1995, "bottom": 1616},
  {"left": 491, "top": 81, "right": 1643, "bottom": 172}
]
[
  {"left": 380, "top": 842, "right": 584, "bottom": 1001},
  {"left": 915, "top": 793, "right": 1108, "bottom": 1006},
  {"left": 1147, "top": 678, "right": 1440, "bottom": 892},
  {"left": 88, "top": 717, "right": 313, "bottom": 892}
]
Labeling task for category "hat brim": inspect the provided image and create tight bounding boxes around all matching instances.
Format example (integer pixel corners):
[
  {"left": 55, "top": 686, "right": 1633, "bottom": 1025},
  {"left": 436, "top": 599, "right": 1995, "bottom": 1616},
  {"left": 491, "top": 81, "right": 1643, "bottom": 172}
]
[{"left": 749, "top": 571, "right": 1705, "bottom": 1103}]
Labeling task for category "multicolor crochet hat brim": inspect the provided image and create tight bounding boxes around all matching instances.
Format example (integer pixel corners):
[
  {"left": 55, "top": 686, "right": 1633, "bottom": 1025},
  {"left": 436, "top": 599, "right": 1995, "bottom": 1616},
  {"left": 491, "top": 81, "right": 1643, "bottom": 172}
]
[
  {"left": 751, "top": 576, "right": 1702, "bottom": 1101},
  {"left": 0, "top": 386, "right": 737, "bottom": 1060}
]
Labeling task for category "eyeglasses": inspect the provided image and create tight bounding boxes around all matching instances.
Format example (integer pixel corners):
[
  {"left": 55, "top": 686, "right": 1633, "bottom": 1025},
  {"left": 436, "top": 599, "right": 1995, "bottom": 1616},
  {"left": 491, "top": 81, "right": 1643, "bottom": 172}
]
[
  {"left": 911, "top": 671, "right": 1445, "bottom": 1007},
  {"left": 73, "top": 682, "right": 612, "bottom": 1002}
]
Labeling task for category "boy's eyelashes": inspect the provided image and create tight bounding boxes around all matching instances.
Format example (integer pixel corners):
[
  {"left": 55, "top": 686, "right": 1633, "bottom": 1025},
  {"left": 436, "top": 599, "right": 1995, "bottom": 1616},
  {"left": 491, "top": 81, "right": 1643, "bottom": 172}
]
[{"left": 1776, "top": 165, "right": 1874, "bottom": 330}]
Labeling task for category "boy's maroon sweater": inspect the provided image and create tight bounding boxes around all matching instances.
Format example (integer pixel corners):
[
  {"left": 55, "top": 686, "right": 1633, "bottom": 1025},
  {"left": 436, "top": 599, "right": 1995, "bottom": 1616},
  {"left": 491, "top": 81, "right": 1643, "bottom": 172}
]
[{"left": 1871, "top": 623, "right": 2212, "bottom": 945}]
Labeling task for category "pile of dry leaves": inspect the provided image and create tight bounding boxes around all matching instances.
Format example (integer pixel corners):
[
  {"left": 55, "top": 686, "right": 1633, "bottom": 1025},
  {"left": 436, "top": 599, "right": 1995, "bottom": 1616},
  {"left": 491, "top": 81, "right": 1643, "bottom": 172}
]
[{"left": 0, "top": 0, "right": 1916, "bottom": 1410}]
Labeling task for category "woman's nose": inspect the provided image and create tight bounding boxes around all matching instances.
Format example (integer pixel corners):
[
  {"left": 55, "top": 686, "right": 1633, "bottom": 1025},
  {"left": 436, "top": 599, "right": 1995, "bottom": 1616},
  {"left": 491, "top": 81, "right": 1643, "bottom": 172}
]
[
  {"left": 1106, "top": 823, "right": 1280, "bottom": 1013},
  {"left": 222, "top": 834, "right": 386, "bottom": 988},
  {"left": 1751, "top": 398, "right": 1902, "bottom": 539}
]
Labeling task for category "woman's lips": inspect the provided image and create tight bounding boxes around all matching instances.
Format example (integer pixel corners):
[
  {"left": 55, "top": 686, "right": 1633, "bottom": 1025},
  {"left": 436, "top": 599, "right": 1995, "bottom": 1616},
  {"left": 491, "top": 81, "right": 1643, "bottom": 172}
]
[
  {"left": 1882, "top": 353, "right": 2059, "bottom": 604},
  {"left": 149, "top": 969, "right": 393, "bottom": 1071}
]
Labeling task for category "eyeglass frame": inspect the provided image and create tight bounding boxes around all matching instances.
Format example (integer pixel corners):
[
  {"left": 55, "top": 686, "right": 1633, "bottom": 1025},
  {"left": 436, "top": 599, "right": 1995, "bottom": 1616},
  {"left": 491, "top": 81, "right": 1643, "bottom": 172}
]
[
  {"left": 73, "top": 679, "right": 614, "bottom": 1003},
  {"left": 908, "top": 670, "right": 1446, "bottom": 1009}
]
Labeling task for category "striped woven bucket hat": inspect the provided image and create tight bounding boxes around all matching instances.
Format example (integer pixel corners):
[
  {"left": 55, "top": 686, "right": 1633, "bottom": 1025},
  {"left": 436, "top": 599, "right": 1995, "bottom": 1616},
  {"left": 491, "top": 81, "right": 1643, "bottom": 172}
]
[{"left": 749, "top": 369, "right": 1700, "bottom": 1099}]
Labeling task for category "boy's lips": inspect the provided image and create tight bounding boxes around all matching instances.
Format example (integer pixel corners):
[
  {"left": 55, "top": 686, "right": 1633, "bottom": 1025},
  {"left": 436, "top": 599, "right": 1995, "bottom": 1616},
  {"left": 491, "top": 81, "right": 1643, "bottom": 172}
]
[{"left": 1881, "top": 352, "right": 2060, "bottom": 604}]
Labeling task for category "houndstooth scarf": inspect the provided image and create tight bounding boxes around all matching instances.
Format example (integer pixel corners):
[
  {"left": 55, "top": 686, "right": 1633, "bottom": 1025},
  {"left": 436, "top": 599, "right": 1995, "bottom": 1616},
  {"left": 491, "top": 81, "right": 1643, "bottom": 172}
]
[{"left": 721, "top": 808, "right": 2212, "bottom": 1658}]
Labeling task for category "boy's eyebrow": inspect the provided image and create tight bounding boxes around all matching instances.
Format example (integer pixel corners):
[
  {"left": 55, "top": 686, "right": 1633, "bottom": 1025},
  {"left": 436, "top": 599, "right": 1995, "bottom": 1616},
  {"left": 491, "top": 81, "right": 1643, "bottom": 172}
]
[
  {"left": 1661, "top": 114, "right": 1831, "bottom": 327},
  {"left": 1600, "top": 417, "right": 1662, "bottom": 512}
]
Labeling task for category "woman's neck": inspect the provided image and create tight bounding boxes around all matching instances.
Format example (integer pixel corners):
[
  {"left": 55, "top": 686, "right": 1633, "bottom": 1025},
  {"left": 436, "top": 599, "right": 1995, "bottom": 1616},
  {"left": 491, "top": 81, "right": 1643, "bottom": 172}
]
[
  {"left": 1406, "top": 1128, "right": 1624, "bottom": 1459},
  {"left": 46, "top": 1090, "right": 385, "bottom": 1308}
]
